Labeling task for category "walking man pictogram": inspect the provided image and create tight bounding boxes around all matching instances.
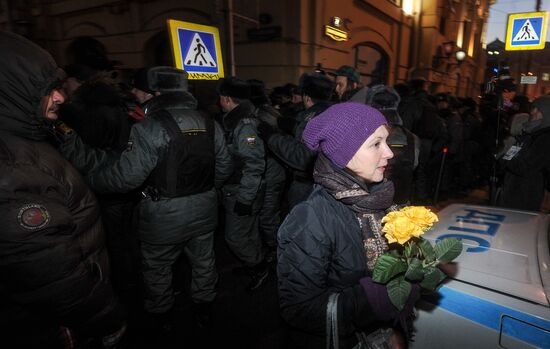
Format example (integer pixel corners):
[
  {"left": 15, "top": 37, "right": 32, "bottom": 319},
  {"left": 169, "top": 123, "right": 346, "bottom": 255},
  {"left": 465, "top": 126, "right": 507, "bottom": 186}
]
[
  {"left": 520, "top": 21, "right": 533, "bottom": 40},
  {"left": 187, "top": 38, "right": 214, "bottom": 66}
]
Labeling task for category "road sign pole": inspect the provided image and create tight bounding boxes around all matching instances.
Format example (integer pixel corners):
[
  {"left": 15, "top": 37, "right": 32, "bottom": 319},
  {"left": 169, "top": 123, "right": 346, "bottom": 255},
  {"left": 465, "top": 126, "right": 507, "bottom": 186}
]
[{"left": 227, "top": 0, "right": 236, "bottom": 76}]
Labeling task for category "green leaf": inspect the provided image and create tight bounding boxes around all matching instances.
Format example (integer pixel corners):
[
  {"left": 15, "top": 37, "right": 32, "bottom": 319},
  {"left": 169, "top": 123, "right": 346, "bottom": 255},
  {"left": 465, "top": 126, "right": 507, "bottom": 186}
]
[
  {"left": 405, "top": 258, "right": 424, "bottom": 281},
  {"left": 418, "top": 239, "right": 436, "bottom": 262},
  {"left": 420, "top": 267, "right": 447, "bottom": 291},
  {"left": 372, "top": 254, "right": 407, "bottom": 284},
  {"left": 434, "top": 238, "right": 463, "bottom": 263},
  {"left": 409, "top": 242, "right": 419, "bottom": 258},
  {"left": 387, "top": 276, "right": 412, "bottom": 311}
]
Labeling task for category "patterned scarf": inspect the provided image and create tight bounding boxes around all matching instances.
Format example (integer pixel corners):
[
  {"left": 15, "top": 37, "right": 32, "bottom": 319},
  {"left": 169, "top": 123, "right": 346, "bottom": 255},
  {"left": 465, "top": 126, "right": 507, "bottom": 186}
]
[{"left": 313, "top": 154, "right": 396, "bottom": 271}]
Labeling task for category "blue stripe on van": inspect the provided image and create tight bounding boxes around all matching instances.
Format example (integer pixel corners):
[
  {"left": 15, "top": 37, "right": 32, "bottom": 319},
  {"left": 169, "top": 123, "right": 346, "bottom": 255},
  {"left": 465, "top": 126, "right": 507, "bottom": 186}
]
[{"left": 435, "top": 286, "right": 550, "bottom": 347}]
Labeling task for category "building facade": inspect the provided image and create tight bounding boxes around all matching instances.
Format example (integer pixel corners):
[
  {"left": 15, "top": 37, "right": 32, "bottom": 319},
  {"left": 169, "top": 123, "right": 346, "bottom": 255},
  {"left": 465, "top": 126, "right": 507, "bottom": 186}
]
[{"left": 0, "top": 0, "right": 491, "bottom": 97}]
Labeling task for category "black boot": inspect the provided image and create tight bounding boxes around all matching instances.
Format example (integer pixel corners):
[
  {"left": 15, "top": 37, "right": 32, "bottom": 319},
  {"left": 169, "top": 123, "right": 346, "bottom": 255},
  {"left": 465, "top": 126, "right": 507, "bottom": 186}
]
[{"left": 193, "top": 301, "right": 213, "bottom": 329}]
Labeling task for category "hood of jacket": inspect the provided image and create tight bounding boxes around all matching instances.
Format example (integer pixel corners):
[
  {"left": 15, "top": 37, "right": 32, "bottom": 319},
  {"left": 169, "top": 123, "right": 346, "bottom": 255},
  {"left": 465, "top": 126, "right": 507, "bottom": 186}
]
[{"left": 0, "top": 31, "right": 66, "bottom": 141}]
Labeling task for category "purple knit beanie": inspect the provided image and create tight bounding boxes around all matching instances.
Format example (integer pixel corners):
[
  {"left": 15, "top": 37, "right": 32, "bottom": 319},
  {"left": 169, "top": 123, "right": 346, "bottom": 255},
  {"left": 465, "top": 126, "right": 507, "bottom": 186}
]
[{"left": 303, "top": 102, "right": 388, "bottom": 168}]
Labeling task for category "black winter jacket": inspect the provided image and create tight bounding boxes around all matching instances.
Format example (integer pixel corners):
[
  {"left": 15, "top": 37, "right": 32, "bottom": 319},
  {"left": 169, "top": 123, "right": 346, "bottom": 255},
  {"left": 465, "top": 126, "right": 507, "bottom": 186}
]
[
  {"left": 500, "top": 127, "right": 550, "bottom": 211},
  {"left": 60, "top": 91, "right": 233, "bottom": 243},
  {"left": 0, "top": 31, "right": 123, "bottom": 343},
  {"left": 278, "top": 185, "right": 377, "bottom": 348}
]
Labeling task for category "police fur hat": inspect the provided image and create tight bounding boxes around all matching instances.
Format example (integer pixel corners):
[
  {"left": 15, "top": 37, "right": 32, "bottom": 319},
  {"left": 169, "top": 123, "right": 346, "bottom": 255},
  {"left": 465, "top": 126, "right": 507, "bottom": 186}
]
[
  {"left": 365, "top": 84, "right": 401, "bottom": 111},
  {"left": 299, "top": 73, "right": 335, "bottom": 101},
  {"left": 365, "top": 85, "right": 402, "bottom": 126},
  {"left": 247, "top": 79, "right": 269, "bottom": 107},
  {"left": 408, "top": 78, "right": 427, "bottom": 92},
  {"left": 217, "top": 77, "right": 251, "bottom": 99},
  {"left": 133, "top": 66, "right": 188, "bottom": 94}
]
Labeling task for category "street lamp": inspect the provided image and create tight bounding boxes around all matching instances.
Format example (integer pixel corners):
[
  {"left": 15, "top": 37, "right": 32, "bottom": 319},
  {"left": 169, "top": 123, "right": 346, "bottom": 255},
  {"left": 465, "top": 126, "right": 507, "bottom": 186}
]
[{"left": 455, "top": 50, "right": 466, "bottom": 63}]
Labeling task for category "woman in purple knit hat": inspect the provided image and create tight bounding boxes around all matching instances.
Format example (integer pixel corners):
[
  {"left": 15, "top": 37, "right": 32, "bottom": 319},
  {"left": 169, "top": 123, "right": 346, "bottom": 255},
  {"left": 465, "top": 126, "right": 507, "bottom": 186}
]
[{"left": 277, "top": 102, "right": 420, "bottom": 349}]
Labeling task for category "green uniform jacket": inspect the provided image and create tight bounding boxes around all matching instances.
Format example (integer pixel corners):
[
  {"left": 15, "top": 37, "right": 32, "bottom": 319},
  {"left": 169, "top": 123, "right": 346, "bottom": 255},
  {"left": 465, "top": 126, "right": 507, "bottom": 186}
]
[
  {"left": 222, "top": 101, "right": 266, "bottom": 204},
  {"left": 59, "top": 92, "right": 233, "bottom": 243}
]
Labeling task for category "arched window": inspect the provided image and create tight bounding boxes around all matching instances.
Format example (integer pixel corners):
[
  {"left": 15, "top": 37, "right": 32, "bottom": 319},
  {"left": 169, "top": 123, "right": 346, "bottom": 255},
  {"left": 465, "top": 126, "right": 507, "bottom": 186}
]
[{"left": 354, "top": 43, "right": 389, "bottom": 86}]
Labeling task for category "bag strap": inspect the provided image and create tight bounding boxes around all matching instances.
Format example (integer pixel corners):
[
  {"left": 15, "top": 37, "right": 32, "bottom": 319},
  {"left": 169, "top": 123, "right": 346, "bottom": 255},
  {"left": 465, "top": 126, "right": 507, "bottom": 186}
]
[{"left": 326, "top": 293, "right": 340, "bottom": 349}]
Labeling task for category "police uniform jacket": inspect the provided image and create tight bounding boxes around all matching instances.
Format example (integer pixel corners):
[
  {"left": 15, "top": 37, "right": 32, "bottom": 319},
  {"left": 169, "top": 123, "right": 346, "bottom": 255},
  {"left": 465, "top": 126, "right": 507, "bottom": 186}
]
[
  {"left": 222, "top": 100, "right": 266, "bottom": 204},
  {"left": 60, "top": 92, "right": 233, "bottom": 244}
]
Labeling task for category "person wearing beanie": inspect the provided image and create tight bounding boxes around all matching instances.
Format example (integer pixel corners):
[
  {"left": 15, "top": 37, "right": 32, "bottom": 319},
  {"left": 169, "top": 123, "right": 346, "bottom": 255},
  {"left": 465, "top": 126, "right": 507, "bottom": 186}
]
[
  {"left": 256, "top": 72, "right": 334, "bottom": 208},
  {"left": 217, "top": 77, "right": 270, "bottom": 291},
  {"left": 499, "top": 95, "right": 550, "bottom": 211},
  {"left": 277, "top": 102, "right": 420, "bottom": 348},
  {"left": 335, "top": 65, "right": 362, "bottom": 101},
  {"left": 58, "top": 65, "right": 233, "bottom": 335},
  {"left": 365, "top": 85, "right": 420, "bottom": 204}
]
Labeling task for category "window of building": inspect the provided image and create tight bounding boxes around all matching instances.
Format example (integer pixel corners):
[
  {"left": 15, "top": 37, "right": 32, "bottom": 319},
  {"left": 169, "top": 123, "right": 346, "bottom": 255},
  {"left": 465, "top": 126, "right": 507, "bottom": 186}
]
[
  {"left": 457, "top": 21, "right": 465, "bottom": 48},
  {"left": 354, "top": 43, "right": 389, "bottom": 86}
]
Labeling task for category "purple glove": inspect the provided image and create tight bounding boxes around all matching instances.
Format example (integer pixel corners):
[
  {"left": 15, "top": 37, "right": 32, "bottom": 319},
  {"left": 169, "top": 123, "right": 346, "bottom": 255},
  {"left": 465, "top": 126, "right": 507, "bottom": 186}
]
[{"left": 359, "top": 277, "right": 420, "bottom": 323}]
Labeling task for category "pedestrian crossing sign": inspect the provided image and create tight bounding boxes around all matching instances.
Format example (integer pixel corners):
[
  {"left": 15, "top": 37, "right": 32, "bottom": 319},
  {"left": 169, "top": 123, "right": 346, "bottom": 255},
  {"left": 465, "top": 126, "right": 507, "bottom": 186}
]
[
  {"left": 505, "top": 12, "right": 548, "bottom": 51},
  {"left": 167, "top": 19, "right": 225, "bottom": 80}
]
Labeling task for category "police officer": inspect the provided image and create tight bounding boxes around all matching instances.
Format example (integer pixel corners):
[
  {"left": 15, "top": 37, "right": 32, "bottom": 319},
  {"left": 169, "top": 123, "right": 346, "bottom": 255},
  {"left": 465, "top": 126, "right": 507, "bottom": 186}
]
[
  {"left": 258, "top": 73, "right": 334, "bottom": 208},
  {"left": 248, "top": 79, "right": 287, "bottom": 263},
  {"left": 218, "top": 77, "right": 269, "bottom": 290},
  {"left": 59, "top": 66, "right": 233, "bottom": 331},
  {"left": 365, "top": 85, "right": 420, "bottom": 204}
]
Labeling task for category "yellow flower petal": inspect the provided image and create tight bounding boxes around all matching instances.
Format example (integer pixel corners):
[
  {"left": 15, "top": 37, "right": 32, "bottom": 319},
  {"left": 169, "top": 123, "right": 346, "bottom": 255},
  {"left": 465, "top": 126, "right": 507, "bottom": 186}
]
[{"left": 382, "top": 206, "right": 439, "bottom": 245}]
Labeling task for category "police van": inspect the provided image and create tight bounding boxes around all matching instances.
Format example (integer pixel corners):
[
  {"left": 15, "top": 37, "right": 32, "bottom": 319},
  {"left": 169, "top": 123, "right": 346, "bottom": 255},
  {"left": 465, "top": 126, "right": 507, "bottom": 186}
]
[{"left": 411, "top": 204, "right": 550, "bottom": 348}]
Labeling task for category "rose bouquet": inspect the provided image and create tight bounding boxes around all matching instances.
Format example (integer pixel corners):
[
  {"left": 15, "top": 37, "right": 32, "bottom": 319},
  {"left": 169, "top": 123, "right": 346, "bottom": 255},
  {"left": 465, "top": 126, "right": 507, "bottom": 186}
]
[{"left": 372, "top": 206, "right": 463, "bottom": 310}]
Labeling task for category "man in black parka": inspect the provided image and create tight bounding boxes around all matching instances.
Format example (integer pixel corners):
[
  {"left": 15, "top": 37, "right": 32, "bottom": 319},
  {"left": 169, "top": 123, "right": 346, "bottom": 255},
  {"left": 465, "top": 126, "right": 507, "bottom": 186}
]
[
  {"left": 0, "top": 31, "right": 126, "bottom": 347},
  {"left": 258, "top": 73, "right": 334, "bottom": 208}
]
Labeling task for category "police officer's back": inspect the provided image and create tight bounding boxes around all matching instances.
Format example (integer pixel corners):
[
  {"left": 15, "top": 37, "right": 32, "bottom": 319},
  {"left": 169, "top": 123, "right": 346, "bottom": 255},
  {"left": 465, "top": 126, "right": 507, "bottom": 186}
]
[
  {"left": 218, "top": 77, "right": 269, "bottom": 291},
  {"left": 59, "top": 66, "right": 232, "bottom": 333}
]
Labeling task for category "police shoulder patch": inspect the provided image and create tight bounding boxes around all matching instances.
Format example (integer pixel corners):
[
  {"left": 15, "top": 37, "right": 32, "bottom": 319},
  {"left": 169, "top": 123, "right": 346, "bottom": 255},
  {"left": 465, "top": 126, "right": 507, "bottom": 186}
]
[{"left": 17, "top": 204, "right": 50, "bottom": 230}]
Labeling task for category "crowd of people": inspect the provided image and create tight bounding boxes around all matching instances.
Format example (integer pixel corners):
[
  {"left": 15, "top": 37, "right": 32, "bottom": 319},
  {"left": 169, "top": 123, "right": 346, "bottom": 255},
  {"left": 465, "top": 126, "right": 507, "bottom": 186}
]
[{"left": 2, "top": 30, "right": 550, "bottom": 349}]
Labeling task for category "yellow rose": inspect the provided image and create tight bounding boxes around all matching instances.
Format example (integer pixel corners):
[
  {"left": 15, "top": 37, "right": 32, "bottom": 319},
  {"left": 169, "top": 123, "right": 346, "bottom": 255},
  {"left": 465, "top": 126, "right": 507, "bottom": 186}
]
[
  {"left": 381, "top": 211, "right": 402, "bottom": 225},
  {"left": 382, "top": 215, "right": 424, "bottom": 245},
  {"left": 402, "top": 206, "right": 438, "bottom": 230}
]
